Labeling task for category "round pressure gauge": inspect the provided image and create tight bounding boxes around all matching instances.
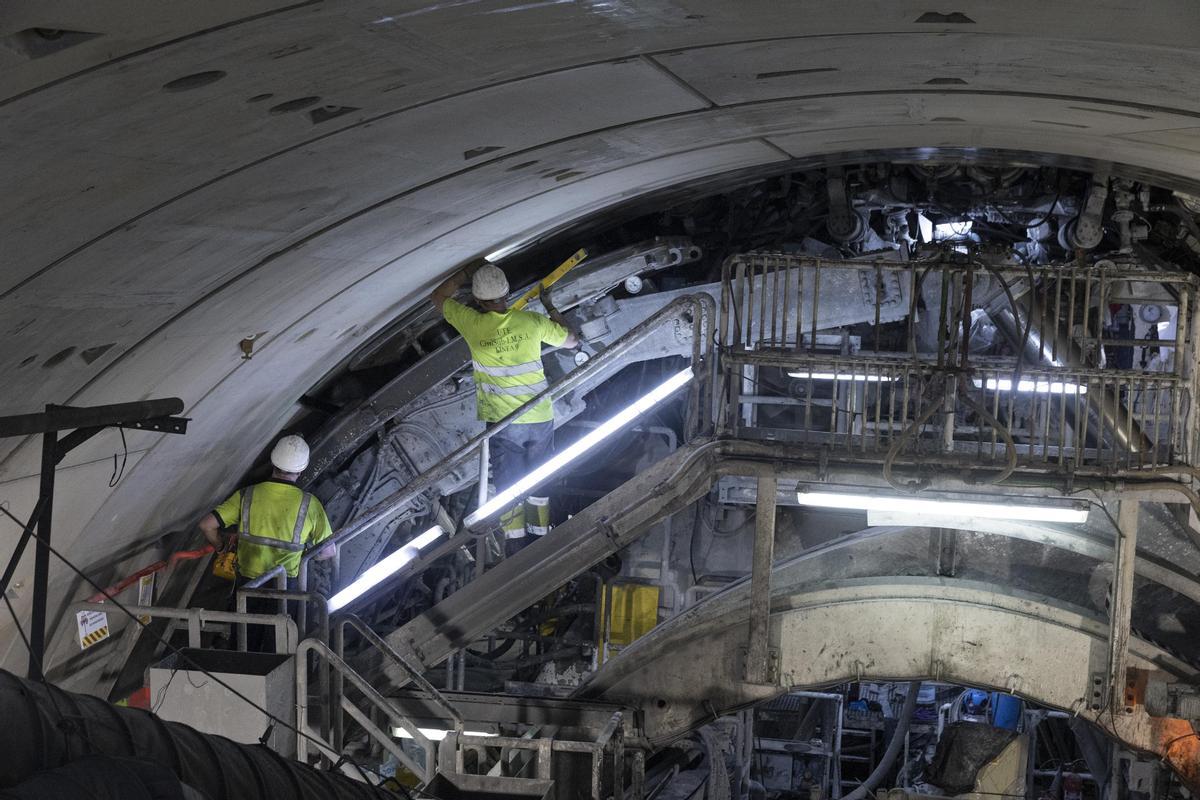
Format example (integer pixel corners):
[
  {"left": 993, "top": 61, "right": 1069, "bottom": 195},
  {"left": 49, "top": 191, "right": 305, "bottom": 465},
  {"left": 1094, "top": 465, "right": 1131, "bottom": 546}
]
[
  {"left": 624, "top": 275, "right": 644, "bottom": 295},
  {"left": 1139, "top": 304, "right": 1165, "bottom": 324},
  {"left": 574, "top": 350, "right": 591, "bottom": 367}
]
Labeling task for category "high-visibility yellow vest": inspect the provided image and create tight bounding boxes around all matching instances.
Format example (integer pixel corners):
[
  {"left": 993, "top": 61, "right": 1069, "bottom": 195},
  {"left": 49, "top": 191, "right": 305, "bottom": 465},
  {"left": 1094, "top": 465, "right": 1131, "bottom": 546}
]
[
  {"left": 212, "top": 480, "right": 333, "bottom": 578},
  {"left": 442, "top": 298, "right": 569, "bottom": 423}
]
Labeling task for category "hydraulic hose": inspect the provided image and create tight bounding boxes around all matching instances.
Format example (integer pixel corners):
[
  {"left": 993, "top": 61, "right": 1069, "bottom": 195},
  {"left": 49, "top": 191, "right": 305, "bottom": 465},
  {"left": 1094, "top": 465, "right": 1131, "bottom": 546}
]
[
  {"left": 0, "top": 668, "right": 393, "bottom": 800},
  {"left": 842, "top": 682, "right": 921, "bottom": 800}
]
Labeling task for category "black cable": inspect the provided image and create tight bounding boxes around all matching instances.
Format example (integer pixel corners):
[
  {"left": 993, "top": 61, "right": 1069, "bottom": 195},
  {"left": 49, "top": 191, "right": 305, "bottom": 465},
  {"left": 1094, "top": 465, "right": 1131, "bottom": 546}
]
[
  {"left": 108, "top": 427, "right": 128, "bottom": 487},
  {"left": 992, "top": 189, "right": 1063, "bottom": 231}
]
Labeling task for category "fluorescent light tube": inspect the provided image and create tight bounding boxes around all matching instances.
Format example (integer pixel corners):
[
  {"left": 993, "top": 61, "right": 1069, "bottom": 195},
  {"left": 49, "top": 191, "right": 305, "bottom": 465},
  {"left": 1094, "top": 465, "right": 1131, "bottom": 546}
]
[
  {"left": 464, "top": 366, "right": 694, "bottom": 528},
  {"left": 972, "top": 377, "right": 1086, "bottom": 395},
  {"left": 787, "top": 371, "right": 893, "bottom": 382},
  {"left": 328, "top": 525, "right": 445, "bottom": 611},
  {"left": 391, "top": 726, "right": 498, "bottom": 741},
  {"left": 795, "top": 491, "right": 1088, "bottom": 524}
]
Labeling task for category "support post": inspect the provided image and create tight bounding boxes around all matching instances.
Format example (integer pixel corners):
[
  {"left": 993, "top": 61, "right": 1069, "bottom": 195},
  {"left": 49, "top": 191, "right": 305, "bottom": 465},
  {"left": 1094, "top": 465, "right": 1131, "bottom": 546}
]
[
  {"left": 746, "top": 475, "right": 777, "bottom": 684},
  {"left": 1108, "top": 499, "right": 1140, "bottom": 713},
  {"left": 27, "top": 431, "right": 57, "bottom": 680},
  {"left": 0, "top": 398, "right": 188, "bottom": 680}
]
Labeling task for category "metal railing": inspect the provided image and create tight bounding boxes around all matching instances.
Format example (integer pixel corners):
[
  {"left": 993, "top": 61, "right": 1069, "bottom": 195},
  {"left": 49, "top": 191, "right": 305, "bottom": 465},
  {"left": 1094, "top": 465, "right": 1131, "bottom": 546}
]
[
  {"left": 296, "top": 637, "right": 438, "bottom": 782},
  {"left": 718, "top": 253, "right": 1198, "bottom": 476},
  {"left": 437, "top": 710, "right": 636, "bottom": 800},
  {"left": 71, "top": 601, "right": 298, "bottom": 655},
  {"left": 329, "top": 613, "right": 464, "bottom": 756}
]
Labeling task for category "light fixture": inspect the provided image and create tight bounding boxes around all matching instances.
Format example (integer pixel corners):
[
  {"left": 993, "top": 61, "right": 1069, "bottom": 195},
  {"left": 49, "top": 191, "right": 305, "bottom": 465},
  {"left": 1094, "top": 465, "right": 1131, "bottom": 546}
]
[
  {"left": 971, "top": 377, "right": 1087, "bottom": 395},
  {"left": 787, "top": 371, "right": 893, "bottom": 382},
  {"left": 327, "top": 525, "right": 445, "bottom": 611},
  {"left": 464, "top": 367, "right": 694, "bottom": 528},
  {"left": 485, "top": 242, "right": 521, "bottom": 262},
  {"left": 934, "top": 220, "right": 973, "bottom": 240},
  {"left": 795, "top": 490, "right": 1088, "bottom": 524},
  {"left": 391, "top": 726, "right": 498, "bottom": 741}
]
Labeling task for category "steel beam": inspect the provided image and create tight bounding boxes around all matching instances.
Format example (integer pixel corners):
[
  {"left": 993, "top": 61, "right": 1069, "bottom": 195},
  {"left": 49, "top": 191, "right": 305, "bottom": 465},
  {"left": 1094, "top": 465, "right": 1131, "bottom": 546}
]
[
  {"left": 745, "top": 475, "right": 776, "bottom": 684},
  {"left": 1108, "top": 500, "right": 1140, "bottom": 714},
  {"left": 0, "top": 398, "right": 185, "bottom": 437}
]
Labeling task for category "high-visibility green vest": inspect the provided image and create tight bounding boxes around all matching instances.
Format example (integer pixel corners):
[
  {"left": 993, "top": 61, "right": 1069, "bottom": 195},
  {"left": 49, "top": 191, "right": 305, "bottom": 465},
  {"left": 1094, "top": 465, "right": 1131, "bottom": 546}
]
[
  {"left": 442, "top": 298, "right": 569, "bottom": 423},
  {"left": 213, "top": 480, "right": 333, "bottom": 578}
]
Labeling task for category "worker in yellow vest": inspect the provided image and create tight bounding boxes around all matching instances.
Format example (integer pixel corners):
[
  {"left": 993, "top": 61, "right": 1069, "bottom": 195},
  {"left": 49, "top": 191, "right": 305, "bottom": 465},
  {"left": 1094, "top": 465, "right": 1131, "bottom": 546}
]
[
  {"left": 432, "top": 261, "right": 578, "bottom": 553},
  {"left": 197, "top": 435, "right": 335, "bottom": 650}
]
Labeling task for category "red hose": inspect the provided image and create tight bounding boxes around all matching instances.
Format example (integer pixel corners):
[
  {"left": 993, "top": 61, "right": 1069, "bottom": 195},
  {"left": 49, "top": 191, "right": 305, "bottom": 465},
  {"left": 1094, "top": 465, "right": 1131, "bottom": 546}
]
[{"left": 87, "top": 546, "right": 214, "bottom": 603}]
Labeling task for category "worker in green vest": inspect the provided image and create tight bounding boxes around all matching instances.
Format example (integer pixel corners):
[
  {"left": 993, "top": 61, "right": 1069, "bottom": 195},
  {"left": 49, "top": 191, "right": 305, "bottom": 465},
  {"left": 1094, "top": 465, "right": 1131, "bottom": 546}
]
[
  {"left": 197, "top": 434, "right": 335, "bottom": 650},
  {"left": 432, "top": 260, "right": 578, "bottom": 553}
]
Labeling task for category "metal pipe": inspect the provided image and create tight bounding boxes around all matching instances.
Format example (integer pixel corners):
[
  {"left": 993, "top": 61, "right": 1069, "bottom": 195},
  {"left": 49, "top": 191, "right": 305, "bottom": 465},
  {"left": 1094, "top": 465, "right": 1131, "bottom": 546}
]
[
  {"left": 986, "top": 285, "right": 1154, "bottom": 454},
  {"left": 841, "top": 682, "right": 920, "bottom": 800},
  {"left": 0, "top": 667, "right": 390, "bottom": 800}
]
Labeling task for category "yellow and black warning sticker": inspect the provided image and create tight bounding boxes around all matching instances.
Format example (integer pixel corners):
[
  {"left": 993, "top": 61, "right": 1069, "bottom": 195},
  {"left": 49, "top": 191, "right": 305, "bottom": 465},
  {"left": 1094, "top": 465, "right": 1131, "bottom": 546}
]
[{"left": 76, "top": 609, "right": 110, "bottom": 649}]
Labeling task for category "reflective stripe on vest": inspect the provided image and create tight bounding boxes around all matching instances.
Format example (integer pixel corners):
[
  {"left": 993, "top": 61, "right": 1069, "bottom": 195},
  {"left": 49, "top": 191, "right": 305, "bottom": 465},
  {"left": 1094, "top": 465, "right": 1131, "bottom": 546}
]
[
  {"left": 472, "top": 359, "right": 544, "bottom": 378},
  {"left": 525, "top": 495, "right": 550, "bottom": 536},
  {"left": 478, "top": 379, "right": 549, "bottom": 397},
  {"left": 238, "top": 485, "right": 312, "bottom": 552}
]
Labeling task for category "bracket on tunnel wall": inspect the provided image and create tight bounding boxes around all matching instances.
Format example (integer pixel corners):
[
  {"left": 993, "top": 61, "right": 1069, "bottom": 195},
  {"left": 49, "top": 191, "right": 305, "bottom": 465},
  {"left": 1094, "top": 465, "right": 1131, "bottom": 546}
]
[{"left": 0, "top": 399, "right": 190, "bottom": 680}]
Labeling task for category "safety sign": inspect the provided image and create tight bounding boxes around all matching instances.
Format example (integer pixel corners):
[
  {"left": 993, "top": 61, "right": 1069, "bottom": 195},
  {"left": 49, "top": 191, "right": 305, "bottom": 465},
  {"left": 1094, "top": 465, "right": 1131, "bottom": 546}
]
[{"left": 76, "top": 609, "right": 110, "bottom": 649}]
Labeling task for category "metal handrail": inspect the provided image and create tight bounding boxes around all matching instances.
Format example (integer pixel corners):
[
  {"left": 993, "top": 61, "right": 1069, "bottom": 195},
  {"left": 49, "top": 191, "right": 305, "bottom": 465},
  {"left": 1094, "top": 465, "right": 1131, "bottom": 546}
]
[
  {"left": 331, "top": 612, "right": 464, "bottom": 753},
  {"left": 237, "top": 588, "right": 332, "bottom": 746},
  {"left": 296, "top": 293, "right": 716, "bottom": 625},
  {"left": 296, "top": 637, "right": 437, "bottom": 783},
  {"left": 71, "top": 601, "right": 298, "bottom": 654},
  {"left": 438, "top": 710, "right": 626, "bottom": 800}
]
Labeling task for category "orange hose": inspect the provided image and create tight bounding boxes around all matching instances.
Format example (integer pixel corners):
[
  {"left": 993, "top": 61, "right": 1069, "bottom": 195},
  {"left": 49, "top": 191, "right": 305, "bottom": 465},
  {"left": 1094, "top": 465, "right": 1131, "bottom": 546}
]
[{"left": 87, "top": 545, "right": 214, "bottom": 603}]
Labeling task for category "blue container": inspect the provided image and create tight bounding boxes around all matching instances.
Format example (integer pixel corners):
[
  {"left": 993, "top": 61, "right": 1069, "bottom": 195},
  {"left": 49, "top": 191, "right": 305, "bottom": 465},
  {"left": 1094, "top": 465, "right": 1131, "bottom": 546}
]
[{"left": 991, "top": 692, "right": 1023, "bottom": 730}]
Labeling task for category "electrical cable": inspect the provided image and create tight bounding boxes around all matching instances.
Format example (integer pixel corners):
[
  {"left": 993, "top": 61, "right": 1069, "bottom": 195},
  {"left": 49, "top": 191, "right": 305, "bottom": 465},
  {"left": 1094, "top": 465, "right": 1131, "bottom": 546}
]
[
  {"left": 108, "top": 427, "right": 128, "bottom": 487},
  {"left": 991, "top": 189, "right": 1063, "bottom": 231}
]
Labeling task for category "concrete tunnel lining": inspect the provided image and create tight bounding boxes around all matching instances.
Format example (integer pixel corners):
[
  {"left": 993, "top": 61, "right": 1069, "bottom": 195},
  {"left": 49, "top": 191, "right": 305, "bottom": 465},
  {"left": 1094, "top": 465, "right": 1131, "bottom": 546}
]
[{"left": 4, "top": 0, "right": 1200, "bottom": 697}]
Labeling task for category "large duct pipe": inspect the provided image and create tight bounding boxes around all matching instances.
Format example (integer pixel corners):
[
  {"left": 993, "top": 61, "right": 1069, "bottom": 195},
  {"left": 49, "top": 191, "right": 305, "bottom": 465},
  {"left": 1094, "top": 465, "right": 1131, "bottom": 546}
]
[
  {"left": 985, "top": 286, "right": 1153, "bottom": 454},
  {"left": 841, "top": 682, "right": 920, "bottom": 800},
  {"left": 0, "top": 669, "right": 392, "bottom": 800}
]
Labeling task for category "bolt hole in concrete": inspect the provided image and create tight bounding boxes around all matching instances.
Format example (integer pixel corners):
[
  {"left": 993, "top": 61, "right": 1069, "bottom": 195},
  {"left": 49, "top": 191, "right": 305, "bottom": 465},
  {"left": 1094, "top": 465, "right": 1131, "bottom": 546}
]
[
  {"left": 269, "top": 96, "right": 320, "bottom": 114},
  {"left": 79, "top": 343, "right": 115, "bottom": 364},
  {"left": 162, "top": 70, "right": 227, "bottom": 92},
  {"left": 7, "top": 28, "right": 101, "bottom": 58},
  {"left": 308, "top": 105, "right": 359, "bottom": 124},
  {"left": 464, "top": 145, "right": 504, "bottom": 160},
  {"left": 42, "top": 346, "right": 76, "bottom": 368},
  {"left": 914, "top": 11, "right": 975, "bottom": 23}
]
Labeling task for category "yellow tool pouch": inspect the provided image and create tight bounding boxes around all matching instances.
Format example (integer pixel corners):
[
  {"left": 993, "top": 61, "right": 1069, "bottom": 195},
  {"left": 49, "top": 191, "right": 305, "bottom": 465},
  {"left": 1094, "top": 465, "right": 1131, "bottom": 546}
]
[{"left": 212, "top": 539, "right": 237, "bottom": 581}]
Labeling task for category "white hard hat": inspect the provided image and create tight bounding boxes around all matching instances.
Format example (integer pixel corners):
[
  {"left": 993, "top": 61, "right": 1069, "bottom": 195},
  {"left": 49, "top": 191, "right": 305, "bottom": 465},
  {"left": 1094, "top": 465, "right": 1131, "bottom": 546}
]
[
  {"left": 471, "top": 264, "right": 509, "bottom": 301},
  {"left": 270, "top": 435, "right": 310, "bottom": 473}
]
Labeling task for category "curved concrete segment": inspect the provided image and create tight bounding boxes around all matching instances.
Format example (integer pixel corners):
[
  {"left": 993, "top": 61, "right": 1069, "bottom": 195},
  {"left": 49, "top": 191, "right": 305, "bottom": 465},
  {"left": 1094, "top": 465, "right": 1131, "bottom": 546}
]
[
  {"left": 5, "top": 0, "right": 1200, "bottom": 690},
  {"left": 579, "top": 574, "right": 1200, "bottom": 783}
]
